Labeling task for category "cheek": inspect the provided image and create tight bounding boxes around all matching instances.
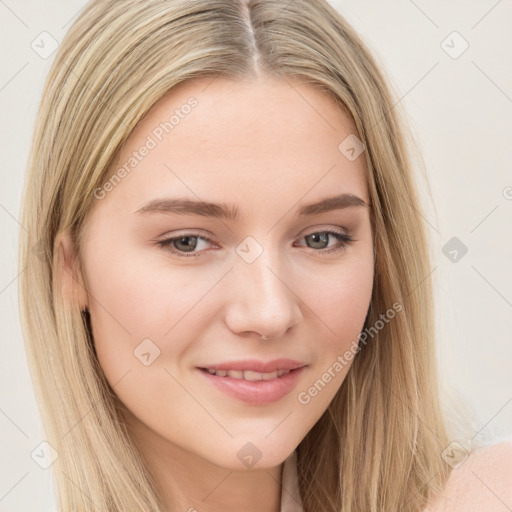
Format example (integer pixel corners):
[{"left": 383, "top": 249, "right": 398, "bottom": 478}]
[
  {"left": 304, "top": 255, "right": 374, "bottom": 341},
  {"left": 289, "top": 286, "right": 372, "bottom": 426},
  {"left": 295, "top": 256, "right": 373, "bottom": 402},
  {"left": 82, "top": 244, "right": 235, "bottom": 399},
  {"left": 84, "top": 243, "right": 211, "bottom": 337},
  {"left": 82, "top": 249, "right": 203, "bottom": 431},
  {"left": 82, "top": 247, "right": 186, "bottom": 376}
]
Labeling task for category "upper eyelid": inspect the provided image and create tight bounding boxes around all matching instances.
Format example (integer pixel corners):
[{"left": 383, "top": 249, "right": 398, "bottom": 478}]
[{"left": 158, "top": 224, "right": 352, "bottom": 240}]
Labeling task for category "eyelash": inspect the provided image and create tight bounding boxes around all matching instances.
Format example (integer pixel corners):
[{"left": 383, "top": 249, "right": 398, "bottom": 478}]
[{"left": 156, "top": 229, "right": 355, "bottom": 258}]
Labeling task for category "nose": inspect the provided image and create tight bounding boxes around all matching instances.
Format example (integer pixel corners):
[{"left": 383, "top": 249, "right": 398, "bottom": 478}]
[{"left": 223, "top": 247, "right": 303, "bottom": 340}]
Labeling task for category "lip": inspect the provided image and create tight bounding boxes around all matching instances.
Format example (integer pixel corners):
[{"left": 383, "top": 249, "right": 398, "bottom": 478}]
[
  {"left": 197, "top": 358, "right": 306, "bottom": 373},
  {"left": 197, "top": 365, "right": 307, "bottom": 405}
]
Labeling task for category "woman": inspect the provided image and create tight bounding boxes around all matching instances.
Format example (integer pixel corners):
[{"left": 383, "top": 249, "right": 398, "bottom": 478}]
[{"left": 18, "top": 0, "right": 511, "bottom": 510}]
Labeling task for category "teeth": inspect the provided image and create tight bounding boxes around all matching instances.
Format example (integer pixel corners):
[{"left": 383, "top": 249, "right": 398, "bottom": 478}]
[
  {"left": 227, "top": 370, "right": 244, "bottom": 379},
  {"left": 204, "top": 368, "right": 291, "bottom": 380}
]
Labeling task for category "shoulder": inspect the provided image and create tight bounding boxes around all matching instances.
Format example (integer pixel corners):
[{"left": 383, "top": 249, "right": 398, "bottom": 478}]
[{"left": 424, "top": 440, "right": 512, "bottom": 512}]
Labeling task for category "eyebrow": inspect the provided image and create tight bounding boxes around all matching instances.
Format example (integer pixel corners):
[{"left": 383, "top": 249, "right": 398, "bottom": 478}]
[{"left": 134, "top": 193, "right": 369, "bottom": 221}]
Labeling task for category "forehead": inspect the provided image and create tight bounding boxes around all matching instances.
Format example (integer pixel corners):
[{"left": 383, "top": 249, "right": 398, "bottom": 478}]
[
  {"left": 145, "top": 75, "right": 362, "bottom": 160},
  {"left": 97, "top": 75, "right": 369, "bottom": 218}
]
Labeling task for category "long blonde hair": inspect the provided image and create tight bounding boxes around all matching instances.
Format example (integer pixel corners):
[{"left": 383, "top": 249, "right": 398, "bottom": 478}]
[{"left": 19, "top": 0, "right": 453, "bottom": 510}]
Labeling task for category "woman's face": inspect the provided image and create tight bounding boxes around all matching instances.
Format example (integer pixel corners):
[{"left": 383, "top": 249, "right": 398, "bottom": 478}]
[{"left": 76, "top": 75, "right": 374, "bottom": 470}]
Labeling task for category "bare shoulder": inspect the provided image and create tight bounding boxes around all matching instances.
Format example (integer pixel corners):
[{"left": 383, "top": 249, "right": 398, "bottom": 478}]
[{"left": 424, "top": 440, "right": 512, "bottom": 512}]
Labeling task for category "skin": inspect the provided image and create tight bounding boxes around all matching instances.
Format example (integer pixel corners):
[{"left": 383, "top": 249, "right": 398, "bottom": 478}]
[{"left": 58, "top": 74, "right": 374, "bottom": 511}]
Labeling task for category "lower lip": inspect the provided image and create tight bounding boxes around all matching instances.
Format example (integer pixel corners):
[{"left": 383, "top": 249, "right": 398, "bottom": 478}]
[{"left": 197, "top": 366, "right": 307, "bottom": 405}]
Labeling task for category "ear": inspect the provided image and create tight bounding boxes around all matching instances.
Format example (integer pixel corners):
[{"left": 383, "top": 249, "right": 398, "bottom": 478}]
[{"left": 54, "top": 229, "right": 89, "bottom": 311}]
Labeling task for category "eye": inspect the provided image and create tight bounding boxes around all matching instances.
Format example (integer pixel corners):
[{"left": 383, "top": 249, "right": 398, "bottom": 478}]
[
  {"left": 156, "top": 228, "right": 355, "bottom": 258},
  {"left": 295, "top": 229, "right": 354, "bottom": 254},
  {"left": 156, "top": 232, "right": 214, "bottom": 257}
]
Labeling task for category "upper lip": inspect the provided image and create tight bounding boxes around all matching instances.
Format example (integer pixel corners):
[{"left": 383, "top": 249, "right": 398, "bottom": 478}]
[{"left": 198, "top": 358, "right": 307, "bottom": 373}]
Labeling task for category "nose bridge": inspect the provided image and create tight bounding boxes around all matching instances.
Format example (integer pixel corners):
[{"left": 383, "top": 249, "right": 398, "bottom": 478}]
[{"left": 226, "top": 235, "right": 302, "bottom": 337}]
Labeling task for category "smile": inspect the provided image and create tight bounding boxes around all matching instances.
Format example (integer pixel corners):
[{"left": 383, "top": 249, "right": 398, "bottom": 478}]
[
  {"left": 196, "top": 366, "right": 307, "bottom": 405},
  {"left": 199, "top": 368, "right": 291, "bottom": 380}
]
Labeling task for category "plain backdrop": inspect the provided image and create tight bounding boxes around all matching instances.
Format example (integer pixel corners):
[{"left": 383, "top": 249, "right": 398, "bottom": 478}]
[{"left": 1, "top": 1, "right": 511, "bottom": 510}]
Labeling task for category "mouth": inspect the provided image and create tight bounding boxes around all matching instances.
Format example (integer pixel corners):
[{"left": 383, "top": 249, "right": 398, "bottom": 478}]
[
  {"left": 197, "top": 367, "right": 295, "bottom": 380},
  {"left": 196, "top": 365, "right": 308, "bottom": 405}
]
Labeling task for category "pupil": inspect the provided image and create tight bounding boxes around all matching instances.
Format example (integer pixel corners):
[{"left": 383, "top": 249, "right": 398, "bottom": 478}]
[
  {"left": 177, "top": 236, "right": 197, "bottom": 252},
  {"left": 309, "top": 233, "right": 328, "bottom": 249}
]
